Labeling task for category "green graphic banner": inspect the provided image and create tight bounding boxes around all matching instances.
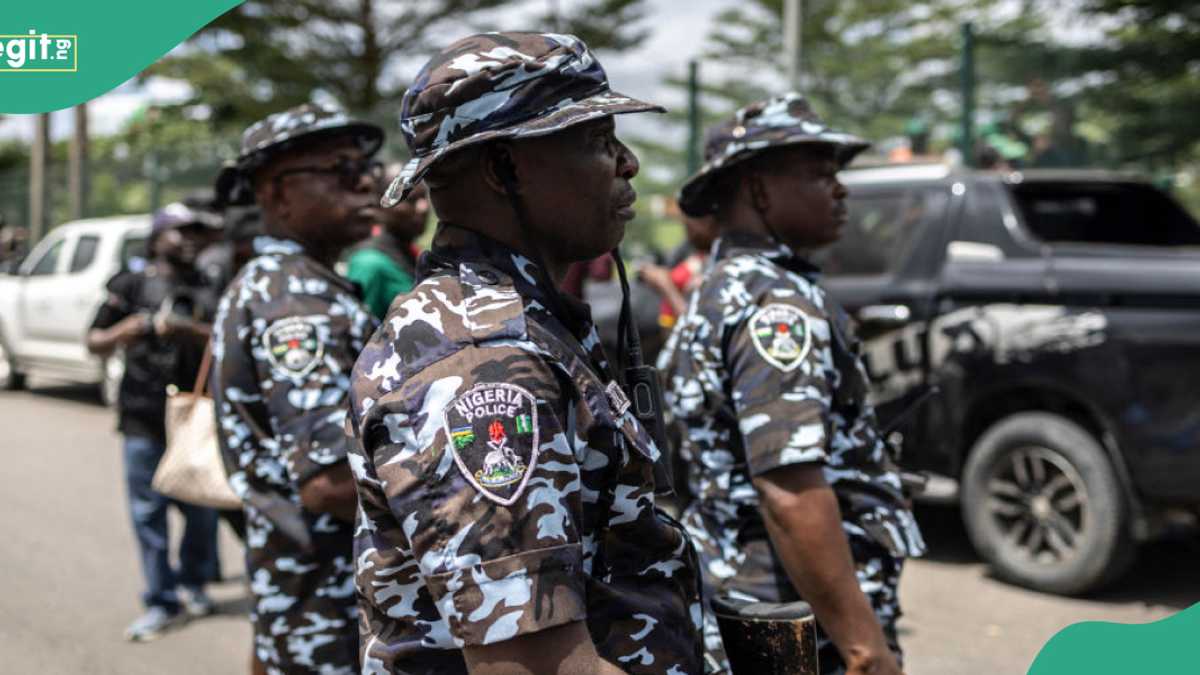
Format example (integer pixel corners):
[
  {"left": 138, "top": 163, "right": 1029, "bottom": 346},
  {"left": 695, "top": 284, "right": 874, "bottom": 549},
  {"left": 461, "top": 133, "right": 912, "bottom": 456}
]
[
  {"left": 0, "top": 0, "right": 243, "bottom": 113},
  {"left": 1028, "top": 602, "right": 1200, "bottom": 673}
]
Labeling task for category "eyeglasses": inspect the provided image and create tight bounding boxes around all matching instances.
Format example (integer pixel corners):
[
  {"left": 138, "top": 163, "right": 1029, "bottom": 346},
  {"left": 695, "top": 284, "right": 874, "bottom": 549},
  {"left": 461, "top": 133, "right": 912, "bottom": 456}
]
[{"left": 271, "top": 157, "right": 384, "bottom": 191}]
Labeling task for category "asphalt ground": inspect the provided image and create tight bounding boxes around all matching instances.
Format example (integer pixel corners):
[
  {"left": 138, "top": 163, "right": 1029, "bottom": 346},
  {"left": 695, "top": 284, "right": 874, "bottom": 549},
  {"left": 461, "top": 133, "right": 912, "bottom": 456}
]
[{"left": 1, "top": 381, "right": 1195, "bottom": 674}]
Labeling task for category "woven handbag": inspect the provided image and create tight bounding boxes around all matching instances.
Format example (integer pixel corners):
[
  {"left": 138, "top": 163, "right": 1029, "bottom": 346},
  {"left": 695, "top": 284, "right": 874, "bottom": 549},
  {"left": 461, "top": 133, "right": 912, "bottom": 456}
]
[{"left": 152, "top": 343, "right": 242, "bottom": 510}]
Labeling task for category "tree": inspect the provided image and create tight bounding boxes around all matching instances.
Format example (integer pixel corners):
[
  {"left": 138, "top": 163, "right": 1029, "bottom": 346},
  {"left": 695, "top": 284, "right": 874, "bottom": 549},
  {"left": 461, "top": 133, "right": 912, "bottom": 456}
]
[
  {"left": 628, "top": 0, "right": 1004, "bottom": 205},
  {"left": 693, "top": 1, "right": 1004, "bottom": 142},
  {"left": 950, "top": 1, "right": 1200, "bottom": 169},
  {"left": 146, "top": 0, "right": 650, "bottom": 145},
  {"left": 1067, "top": 0, "right": 1200, "bottom": 164}
]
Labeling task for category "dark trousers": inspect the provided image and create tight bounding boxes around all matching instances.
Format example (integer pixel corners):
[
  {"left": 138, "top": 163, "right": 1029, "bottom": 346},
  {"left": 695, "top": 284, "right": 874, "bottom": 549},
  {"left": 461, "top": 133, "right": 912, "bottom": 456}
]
[{"left": 123, "top": 435, "right": 220, "bottom": 611}]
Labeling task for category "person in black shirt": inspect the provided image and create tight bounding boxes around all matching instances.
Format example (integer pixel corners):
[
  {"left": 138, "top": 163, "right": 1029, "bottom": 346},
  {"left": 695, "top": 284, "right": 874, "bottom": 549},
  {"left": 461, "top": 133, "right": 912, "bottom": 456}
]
[{"left": 87, "top": 202, "right": 224, "bottom": 642}]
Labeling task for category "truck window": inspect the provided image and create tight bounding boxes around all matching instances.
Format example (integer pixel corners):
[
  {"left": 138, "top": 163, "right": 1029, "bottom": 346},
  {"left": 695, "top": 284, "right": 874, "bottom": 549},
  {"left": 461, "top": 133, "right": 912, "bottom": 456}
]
[
  {"left": 69, "top": 235, "right": 100, "bottom": 273},
  {"left": 27, "top": 238, "right": 65, "bottom": 276},
  {"left": 119, "top": 235, "right": 147, "bottom": 266},
  {"left": 819, "top": 187, "right": 934, "bottom": 276},
  {"left": 1010, "top": 182, "right": 1200, "bottom": 247},
  {"left": 953, "top": 181, "right": 1032, "bottom": 258}
]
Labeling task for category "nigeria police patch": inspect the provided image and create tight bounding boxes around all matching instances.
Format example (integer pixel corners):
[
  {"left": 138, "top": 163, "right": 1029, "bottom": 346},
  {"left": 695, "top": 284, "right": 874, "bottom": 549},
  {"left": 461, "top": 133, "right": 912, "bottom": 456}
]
[
  {"left": 442, "top": 383, "right": 539, "bottom": 505},
  {"left": 263, "top": 317, "right": 324, "bottom": 377},
  {"left": 749, "top": 303, "right": 812, "bottom": 371}
]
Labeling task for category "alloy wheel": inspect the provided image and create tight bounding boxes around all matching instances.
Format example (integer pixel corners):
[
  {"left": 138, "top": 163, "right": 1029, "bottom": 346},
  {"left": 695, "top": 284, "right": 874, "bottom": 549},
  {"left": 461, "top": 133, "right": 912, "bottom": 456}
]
[{"left": 985, "top": 446, "right": 1088, "bottom": 565}]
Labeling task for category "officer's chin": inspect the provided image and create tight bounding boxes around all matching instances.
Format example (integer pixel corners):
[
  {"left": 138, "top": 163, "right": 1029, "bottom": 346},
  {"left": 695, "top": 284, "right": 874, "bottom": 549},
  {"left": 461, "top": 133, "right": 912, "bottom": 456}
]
[
  {"left": 346, "top": 227, "right": 372, "bottom": 247},
  {"left": 603, "top": 216, "right": 628, "bottom": 251},
  {"left": 346, "top": 213, "right": 375, "bottom": 240}
]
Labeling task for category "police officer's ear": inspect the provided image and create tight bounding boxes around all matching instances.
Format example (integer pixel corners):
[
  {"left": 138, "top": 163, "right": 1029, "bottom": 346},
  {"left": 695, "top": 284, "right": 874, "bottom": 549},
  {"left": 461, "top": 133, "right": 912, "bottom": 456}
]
[
  {"left": 252, "top": 166, "right": 291, "bottom": 223},
  {"left": 482, "top": 143, "right": 521, "bottom": 198},
  {"left": 746, "top": 166, "right": 772, "bottom": 215}
]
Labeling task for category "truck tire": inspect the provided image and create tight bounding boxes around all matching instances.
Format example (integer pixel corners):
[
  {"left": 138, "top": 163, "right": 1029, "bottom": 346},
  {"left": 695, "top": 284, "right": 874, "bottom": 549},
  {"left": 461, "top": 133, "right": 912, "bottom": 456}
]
[
  {"left": 0, "top": 337, "right": 26, "bottom": 391},
  {"left": 961, "top": 412, "right": 1135, "bottom": 595}
]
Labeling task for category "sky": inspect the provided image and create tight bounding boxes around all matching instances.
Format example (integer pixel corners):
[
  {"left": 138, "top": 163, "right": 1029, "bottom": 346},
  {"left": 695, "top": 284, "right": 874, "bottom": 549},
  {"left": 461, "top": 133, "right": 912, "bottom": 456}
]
[{"left": 0, "top": 0, "right": 736, "bottom": 143}]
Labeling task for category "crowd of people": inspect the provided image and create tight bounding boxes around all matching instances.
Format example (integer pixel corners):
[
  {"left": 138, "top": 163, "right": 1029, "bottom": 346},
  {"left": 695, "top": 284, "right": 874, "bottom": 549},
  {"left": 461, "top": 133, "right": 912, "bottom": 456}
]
[{"left": 89, "top": 30, "right": 924, "bottom": 675}]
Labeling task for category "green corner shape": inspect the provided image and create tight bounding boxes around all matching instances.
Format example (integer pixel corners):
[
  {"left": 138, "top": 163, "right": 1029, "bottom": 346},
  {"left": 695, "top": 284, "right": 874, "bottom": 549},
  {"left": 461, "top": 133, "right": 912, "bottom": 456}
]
[
  {"left": 0, "top": 1, "right": 243, "bottom": 113},
  {"left": 1028, "top": 602, "right": 1200, "bottom": 674}
]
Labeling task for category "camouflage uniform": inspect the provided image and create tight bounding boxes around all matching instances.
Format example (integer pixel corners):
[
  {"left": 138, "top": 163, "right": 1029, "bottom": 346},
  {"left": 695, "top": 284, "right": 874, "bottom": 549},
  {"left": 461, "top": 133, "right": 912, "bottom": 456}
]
[
  {"left": 211, "top": 105, "right": 383, "bottom": 674},
  {"left": 346, "top": 32, "right": 704, "bottom": 673},
  {"left": 661, "top": 94, "right": 926, "bottom": 675}
]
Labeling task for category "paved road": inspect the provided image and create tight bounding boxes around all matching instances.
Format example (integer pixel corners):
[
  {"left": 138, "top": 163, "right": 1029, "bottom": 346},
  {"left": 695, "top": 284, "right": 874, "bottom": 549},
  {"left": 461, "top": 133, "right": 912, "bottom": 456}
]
[{"left": 1, "top": 382, "right": 1196, "bottom": 674}]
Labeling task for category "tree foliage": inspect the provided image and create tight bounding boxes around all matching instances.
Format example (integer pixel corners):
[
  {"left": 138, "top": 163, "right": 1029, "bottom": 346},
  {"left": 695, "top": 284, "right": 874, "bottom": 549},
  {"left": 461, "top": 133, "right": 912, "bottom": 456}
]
[
  {"left": 146, "top": 0, "right": 650, "bottom": 145},
  {"left": 693, "top": 0, "right": 997, "bottom": 141},
  {"left": 1069, "top": 0, "right": 1200, "bottom": 164},
  {"left": 633, "top": 0, "right": 1001, "bottom": 197},
  {"left": 634, "top": 0, "right": 1200, "bottom": 196}
]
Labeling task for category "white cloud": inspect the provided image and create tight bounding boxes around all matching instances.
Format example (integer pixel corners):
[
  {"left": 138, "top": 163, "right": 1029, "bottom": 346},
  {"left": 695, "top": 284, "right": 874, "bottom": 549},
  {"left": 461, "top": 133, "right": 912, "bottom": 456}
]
[{"left": 0, "top": 75, "right": 194, "bottom": 141}]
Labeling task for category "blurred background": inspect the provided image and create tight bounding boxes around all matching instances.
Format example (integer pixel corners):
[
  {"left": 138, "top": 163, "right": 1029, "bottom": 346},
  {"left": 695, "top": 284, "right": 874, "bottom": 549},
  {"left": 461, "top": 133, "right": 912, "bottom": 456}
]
[
  {"left": 2, "top": 0, "right": 1198, "bottom": 252},
  {"left": 3, "top": 4, "right": 1200, "bottom": 673}
]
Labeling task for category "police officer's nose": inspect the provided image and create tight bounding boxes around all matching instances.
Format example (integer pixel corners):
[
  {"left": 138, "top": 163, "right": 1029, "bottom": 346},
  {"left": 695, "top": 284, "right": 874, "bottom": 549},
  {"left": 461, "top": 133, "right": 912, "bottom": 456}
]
[
  {"left": 352, "top": 170, "right": 375, "bottom": 193},
  {"left": 616, "top": 140, "right": 640, "bottom": 180}
]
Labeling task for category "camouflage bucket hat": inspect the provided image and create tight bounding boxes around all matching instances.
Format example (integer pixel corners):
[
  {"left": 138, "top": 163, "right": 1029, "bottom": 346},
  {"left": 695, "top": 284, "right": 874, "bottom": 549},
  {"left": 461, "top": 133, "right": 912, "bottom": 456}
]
[
  {"left": 382, "top": 31, "right": 664, "bottom": 207},
  {"left": 152, "top": 201, "right": 223, "bottom": 233},
  {"left": 677, "top": 93, "right": 870, "bottom": 217},
  {"left": 215, "top": 103, "right": 384, "bottom": 206}
]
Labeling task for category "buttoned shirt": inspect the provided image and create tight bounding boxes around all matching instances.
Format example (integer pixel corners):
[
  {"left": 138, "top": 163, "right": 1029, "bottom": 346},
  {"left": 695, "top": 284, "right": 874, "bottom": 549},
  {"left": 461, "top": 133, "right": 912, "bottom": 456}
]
[
  {"left": 347, "top": 227, "right": 704, "bottom": 674},
  {"left": 212, "top": 236, "right": 378, "bottom": 672},
  {"left": 658, "top": 232, "right": 925, "bottom": 604}
]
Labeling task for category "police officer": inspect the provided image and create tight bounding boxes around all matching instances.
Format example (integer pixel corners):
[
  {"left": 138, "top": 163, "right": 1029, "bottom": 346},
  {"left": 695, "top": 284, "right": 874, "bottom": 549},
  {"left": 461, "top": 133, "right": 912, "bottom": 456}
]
[
  {"left": 346, "top": 32, "right": 704, "bottom": 674},
  {"left": 659, "top": 94, "right": 926, "bottom": 675},
  {"left": 211, "top": 104, "right": 382, "bottom": 674}
]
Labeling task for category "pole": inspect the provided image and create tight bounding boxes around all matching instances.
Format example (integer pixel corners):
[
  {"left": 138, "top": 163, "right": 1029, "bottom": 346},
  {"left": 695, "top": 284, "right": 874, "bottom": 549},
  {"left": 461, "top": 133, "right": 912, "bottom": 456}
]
[
  {"left": 69, "top": 103, "right": 89, "bottom": 220},
  {"left": 783, "top": 0, "right": 803, "bottom": 89},
  {"left": 29, "top": 112, "right": 50, "bottom": 243},
  {"left": 686, "top": 59, "right": 701, "bottom": 176},
  {"left": 960, "top": 21, "right": 976, "bottom": 168}
]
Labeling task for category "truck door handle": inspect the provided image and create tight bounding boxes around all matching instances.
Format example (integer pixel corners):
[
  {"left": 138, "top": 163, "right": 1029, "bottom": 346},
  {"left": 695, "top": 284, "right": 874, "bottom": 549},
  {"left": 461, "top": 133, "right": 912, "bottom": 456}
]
[{"left": 857, "top": 304, "right": 912, "bottom": 326}]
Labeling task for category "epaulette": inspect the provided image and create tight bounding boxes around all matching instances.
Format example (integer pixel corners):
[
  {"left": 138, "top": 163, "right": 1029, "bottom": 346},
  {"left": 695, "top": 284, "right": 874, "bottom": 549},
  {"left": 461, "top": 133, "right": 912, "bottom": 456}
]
[{"left": 420, "top": 260, "right": 527, "bottom": 347}]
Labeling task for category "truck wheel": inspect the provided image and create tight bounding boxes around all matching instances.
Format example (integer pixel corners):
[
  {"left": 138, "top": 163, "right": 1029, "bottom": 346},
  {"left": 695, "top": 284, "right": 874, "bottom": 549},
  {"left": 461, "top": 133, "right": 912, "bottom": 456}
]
[
  {"left": 961, "top": 412, "right": 1134, "bottom": 595},
  {"left": 0, "top": 338, "right": 26, "bottom": 391}
]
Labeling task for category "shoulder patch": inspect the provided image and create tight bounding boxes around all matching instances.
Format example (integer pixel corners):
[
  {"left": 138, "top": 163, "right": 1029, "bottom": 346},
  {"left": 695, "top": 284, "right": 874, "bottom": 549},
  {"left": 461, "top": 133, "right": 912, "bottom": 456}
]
[
  {"left": 443, "top": 383, "right": 539, "bottom": 506},
  {"left": 749, "top": 303, "right": 812, "bottom": 372},
  {"left": 263, "top": 317, "right": 324, "bottom": 376}
]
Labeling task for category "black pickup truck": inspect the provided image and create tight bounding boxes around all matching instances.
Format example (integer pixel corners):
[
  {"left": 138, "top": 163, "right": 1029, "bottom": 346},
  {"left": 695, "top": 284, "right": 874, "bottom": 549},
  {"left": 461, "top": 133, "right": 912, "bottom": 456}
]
[{"left": 818, "top": 164, "right": 1200, "bottom": 595}]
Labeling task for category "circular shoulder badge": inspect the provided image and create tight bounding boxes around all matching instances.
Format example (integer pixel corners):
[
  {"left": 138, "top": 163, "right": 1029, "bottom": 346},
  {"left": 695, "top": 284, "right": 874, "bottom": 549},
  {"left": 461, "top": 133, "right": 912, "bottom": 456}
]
[
  {"left": 262, "top": 317, "right": 325, "bottom": 377},
  {"left": 749, "top": 303, "right": 812, "bottom": 372},
  {"left": 442, "top": 382, "right": 540, "bottom": 506}
]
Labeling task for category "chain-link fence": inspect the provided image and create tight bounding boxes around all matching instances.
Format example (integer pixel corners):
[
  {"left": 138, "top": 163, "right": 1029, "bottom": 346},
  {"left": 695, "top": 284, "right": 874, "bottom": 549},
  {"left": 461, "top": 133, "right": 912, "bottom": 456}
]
[{"left": 0, "top": 122, "right": 239, "bottom": 250}]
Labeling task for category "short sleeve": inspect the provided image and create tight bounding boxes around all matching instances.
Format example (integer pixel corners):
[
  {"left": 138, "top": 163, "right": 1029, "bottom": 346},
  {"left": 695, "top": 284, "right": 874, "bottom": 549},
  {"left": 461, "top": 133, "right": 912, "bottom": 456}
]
[
  {"left": 259, "top": 312, "right": 360, "bottom": 485},
  {"left": 728, "top": 298, "right": 835, "bottom": 477},
  {"left": 90, "top": 272, "right": 136, "bottom": 331},
  {"left": 236, "top": 269, "right": 377, "bottom": 486},
  {"left": 360, "top": 344, "right": 587, "bottom": 646}
]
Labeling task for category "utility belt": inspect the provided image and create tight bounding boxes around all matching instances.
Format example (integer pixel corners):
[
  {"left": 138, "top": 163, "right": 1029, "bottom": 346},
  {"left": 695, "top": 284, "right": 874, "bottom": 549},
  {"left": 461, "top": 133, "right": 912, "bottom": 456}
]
[{"left": 711, "top": 595, "right": 819, "bottom": 675}]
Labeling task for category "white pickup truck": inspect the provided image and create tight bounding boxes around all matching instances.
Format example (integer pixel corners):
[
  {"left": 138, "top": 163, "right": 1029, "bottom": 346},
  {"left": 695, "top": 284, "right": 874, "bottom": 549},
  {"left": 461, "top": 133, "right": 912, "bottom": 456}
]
[{"left": 0, "top": 215, "right": 150, "bottom": 403}]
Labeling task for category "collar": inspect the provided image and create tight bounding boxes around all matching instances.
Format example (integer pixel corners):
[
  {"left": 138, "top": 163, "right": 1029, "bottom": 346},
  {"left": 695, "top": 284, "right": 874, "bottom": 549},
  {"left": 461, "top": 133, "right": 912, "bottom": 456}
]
[
  {"left": 712, "top": 230, "right": 822, "bottom": 279},
  {"left": 253, "top": 235, "right": 356, "bottom": 292},
  {"left": 252, "top": 235, "right": 305, "bottom": 257},
  {"left": 419, "top": 224, "right": 603, "bottom": 357}
]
